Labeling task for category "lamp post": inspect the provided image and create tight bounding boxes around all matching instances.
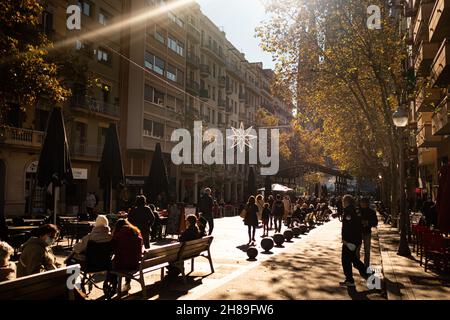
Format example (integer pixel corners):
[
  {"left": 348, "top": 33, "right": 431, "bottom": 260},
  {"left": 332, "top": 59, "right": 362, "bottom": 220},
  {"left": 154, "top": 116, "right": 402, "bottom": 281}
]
[{"left": 393, "top": 105, "right": 411, "bottom": 257}]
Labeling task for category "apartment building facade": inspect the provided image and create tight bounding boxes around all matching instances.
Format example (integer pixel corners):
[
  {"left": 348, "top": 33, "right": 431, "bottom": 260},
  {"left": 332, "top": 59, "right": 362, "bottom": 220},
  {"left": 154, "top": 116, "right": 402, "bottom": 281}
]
[
  {"left": 407, "top": 0, "right": 450, "bottom": 200},
  {"left": 0, "top": 0, "right": 123, "bottom": 217},
  {"left": 0, "top": 0, "right": 292, "bottom": 217}
]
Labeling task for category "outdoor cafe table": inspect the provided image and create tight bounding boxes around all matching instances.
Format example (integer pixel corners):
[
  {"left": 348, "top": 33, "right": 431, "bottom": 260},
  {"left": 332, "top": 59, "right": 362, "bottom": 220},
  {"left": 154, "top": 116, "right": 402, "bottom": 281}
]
[{"left": 8, "top": 225, "right": 39, "bottom": 233}]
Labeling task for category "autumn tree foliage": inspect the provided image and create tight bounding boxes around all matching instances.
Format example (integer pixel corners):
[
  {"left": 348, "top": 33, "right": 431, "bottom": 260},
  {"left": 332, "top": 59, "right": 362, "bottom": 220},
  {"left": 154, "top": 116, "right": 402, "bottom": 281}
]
[
  {"left": 0, "top": 0, "right": 69, "bottom": 126},
  {"left": 258, "top": 0, "right": 410, "bottom": 212}
]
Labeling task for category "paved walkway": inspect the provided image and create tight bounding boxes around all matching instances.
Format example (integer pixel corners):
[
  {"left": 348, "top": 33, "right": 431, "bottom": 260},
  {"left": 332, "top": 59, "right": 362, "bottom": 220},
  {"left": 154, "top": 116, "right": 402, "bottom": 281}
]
[{"left": 377, "top": 218, "right": 450, "bottom": 300}]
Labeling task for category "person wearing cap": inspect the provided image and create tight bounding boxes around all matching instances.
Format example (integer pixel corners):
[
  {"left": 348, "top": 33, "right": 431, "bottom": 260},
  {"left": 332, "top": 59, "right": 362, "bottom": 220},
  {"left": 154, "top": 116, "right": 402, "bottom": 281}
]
[{"left": 68, "top": 215, "right": 112, "bottom": 263}]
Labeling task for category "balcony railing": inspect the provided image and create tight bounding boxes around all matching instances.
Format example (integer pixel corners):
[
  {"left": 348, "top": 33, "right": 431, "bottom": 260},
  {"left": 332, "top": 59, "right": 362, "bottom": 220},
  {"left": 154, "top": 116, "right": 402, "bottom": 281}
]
[
  {"left": 218, "top": 99, "right": 226, "bottom": 108},
  {"left": 416, "top": 86, "right": 441, "bottom": 113},
  {"left": 200, "top": 64, "right": 210, "bottom": 77},
  {"left": 429, "top": 0, "right": 450, "bottom": 43},
  {"left": 70, "top": 142, "right": 103, "bottom": 160},
  {"left": 414, "top": 41, "right": 441, "bottom": 75},
  {"left": 186, "top": 79, "right": 200, "bottom": 95},
  {"left": 413, "top": 2, "right": 434, "bottom": 45},
  {"left": 417, "top": 117, "right": 441, "bottom": 148},
  {"left": 187, "top": 23, "right": 201, "bottom": 43},
  {"left": 430, "top": 39, "right": 450, "bottom": 87},
  {"left": 0, "top": 127, "right": 44, "bottom": 149},
  {"left": 70, "top": 95, "right": 120, "bottom": 118},
  {"left": 239, "top": 92, "right": 246, "bottom": 102},
  {"left": 225, "top": 61, "right": 244, "bottom": 80},
  {"left": 186, "top": 51, "right": 200, "bottom": 68},
  {"left": 218, "top": 76, "right": 226, "bottom": 88},
  {"left": 432, "top": 96, "right": 450, "bottom": 135},
  {"left": 201, "top": 42, "right": 225, "bottom": 63},
  {"left": 199, "top": 89, "right": 210, "bottom": 101}
]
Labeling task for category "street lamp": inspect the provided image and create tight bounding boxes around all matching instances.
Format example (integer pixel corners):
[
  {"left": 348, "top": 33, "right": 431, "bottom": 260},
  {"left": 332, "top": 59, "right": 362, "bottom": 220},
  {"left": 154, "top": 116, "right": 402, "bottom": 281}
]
[{"left": 393, "top": 104, "right": 411, "bottom": 257}]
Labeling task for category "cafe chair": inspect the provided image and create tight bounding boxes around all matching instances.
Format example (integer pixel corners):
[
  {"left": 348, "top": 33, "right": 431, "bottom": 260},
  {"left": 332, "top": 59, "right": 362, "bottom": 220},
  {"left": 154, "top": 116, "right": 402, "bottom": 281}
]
[
  {"left": 80, "top": 240, "right": 113, "bottom": 295},
  {"left": 423, "top": 231, "right": 449, "bottom": 273}
]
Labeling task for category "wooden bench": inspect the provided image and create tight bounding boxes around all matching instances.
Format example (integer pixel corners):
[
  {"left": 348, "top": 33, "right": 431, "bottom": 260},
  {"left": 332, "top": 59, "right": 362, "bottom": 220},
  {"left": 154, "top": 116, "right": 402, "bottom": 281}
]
[
  {"left": 0, "top": 265, "right": 86, "bottom": 300},
  {"left": 111, "top": 236, "right": 214, "bottom": 299}
]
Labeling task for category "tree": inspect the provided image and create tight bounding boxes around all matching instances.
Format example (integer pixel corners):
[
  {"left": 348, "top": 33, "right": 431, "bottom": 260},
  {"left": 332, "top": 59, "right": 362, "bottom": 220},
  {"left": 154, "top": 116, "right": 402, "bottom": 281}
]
[
  {"left": 0, "top": 0, "right": 69, "bottom": 126},
  {"left": 258, "top": 0, "right": 410, "bottom": 216}
]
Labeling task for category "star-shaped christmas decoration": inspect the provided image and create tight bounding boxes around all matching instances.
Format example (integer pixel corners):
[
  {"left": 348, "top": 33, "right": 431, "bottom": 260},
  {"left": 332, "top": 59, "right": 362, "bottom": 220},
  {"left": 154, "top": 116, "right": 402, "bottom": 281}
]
[{"left": 226, "top": 122, "right": 257, "bottom": 152}]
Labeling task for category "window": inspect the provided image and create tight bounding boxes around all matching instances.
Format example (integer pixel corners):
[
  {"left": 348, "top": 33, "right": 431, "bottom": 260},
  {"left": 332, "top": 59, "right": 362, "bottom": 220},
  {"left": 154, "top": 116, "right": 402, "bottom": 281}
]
[
  {"left": 177, "top": 70, "right": 184, "bottom": 85},
  {"left": 154, "top": 56, "right": 165, "bottom": 75},
  {"left": 168, "top": 36, "right": 184, "bottom": 56},
  {"left": 97, "top": 48, "right": 110, "bottom": 64},
  {"left": 154, "top": 28, "right": 165, "bottom": 44},
  {"left": 167, "top": 95, "right": 176, "bottom": 110},
  {"left": 78, "top": 1, "right": 91, "bottom": 16},
  {"left": 98, "top": 12, "right": 108, "bottom": 25},
  {"left": 144, "top": 84, "right": 153, "bottom": 102},
  {"left": 154, "top": 89, "right": 164, "bottom": 105},
  {"left": 144, "top": 119, "right": 164, "bottom": 138},
  {"left": 168, "top": 12, "right": 184, "bottom": 28},
  {"left": 167, "top": 64, "right": 177, "bottom": 82},
  {"left": 145, "top": 51, "right": 154, "bottom": 70}
]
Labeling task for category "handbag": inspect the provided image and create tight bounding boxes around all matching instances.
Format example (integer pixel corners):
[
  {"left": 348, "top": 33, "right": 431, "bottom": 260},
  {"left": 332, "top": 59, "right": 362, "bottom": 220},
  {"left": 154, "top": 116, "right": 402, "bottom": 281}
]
[{"left": 240, "top": 208, "right": 247, "bottom": 219}]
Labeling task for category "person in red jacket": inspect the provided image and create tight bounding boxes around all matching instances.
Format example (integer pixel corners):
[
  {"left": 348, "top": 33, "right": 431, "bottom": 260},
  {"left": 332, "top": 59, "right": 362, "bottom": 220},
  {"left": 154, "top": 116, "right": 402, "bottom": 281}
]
[{"left": 112, "top": 219, "right": 143, "bottom": 292}]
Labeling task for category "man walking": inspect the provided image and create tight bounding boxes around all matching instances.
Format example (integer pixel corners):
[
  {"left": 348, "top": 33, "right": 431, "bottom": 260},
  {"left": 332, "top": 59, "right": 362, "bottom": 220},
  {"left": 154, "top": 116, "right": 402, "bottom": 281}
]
[
  {"left": 199, "top": 188, "right": 214, "bottom": 235},
  {"left": 358, "top": 197, "right": 378, "bottom": 268},
  {"left": 339, "top": 195, "right": 368, "bottom": 287}
]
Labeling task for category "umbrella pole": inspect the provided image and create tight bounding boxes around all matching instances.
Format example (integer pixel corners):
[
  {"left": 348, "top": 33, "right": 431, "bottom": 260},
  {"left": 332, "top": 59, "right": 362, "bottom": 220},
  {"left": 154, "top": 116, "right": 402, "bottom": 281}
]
[{"left": 53, "top": 185, "right": 59, "bottom": 225}]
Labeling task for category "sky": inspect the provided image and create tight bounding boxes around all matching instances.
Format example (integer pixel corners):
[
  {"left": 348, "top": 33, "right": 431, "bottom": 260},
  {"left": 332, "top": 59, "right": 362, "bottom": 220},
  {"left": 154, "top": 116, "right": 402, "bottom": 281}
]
[{"left": 195, "top": 0, "right": 275, "bottom": 70}]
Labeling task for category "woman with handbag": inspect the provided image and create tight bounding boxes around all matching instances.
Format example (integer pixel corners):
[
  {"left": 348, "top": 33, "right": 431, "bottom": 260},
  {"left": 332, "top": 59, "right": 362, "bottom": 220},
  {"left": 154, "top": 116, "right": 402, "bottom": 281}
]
[{"left": 243, "top": 196, "right": 259, "bottom": 245}]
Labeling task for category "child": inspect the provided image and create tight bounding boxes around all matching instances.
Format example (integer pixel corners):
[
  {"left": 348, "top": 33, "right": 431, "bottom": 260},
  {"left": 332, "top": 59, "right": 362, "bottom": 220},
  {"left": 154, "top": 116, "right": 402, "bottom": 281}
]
[
  {"left": 262, "top": 203, "right": 271, "bottom": 237},
  {"left": 0, "top": 241, "right": 16, "bottom": 282}
]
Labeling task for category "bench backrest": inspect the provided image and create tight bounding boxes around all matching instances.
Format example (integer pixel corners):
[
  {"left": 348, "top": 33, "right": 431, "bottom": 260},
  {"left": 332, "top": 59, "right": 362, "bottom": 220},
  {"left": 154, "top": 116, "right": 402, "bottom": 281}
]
[
  {"left": 140, "top": 242, "right": 182, "bottom": 270},
  {"left": 0, "top": 265, "right": 81, "bottom": 300},
  {"left": 178, "top": 236, "right": 213, "bottom": 261}
]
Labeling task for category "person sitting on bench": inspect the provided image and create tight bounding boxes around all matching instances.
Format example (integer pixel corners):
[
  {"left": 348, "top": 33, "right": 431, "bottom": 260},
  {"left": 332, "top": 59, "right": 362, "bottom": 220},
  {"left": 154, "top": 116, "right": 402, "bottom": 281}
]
[
  {"left": 17, "top": 224, "right": 60, "bottom": 277},
  {"left": 179, "top": 215, "right": 201, "bottom": 242},
  {"left": 0, "top": 241, "right": 15, "bottom": 282}
]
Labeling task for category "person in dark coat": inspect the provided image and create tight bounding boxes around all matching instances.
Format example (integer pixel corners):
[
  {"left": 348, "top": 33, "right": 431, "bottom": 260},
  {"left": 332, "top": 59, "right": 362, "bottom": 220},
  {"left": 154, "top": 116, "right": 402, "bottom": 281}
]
[
  {"left": 422, "top": 198, "right": 437, "bottom": 228},
  {"left": 244, "top": 196, "right": 259, "bottom": 245},
  {"left": 128, "top": 195, "right": 155, "bottom": 249},
  {"left": 198, "top": 188, "right": 214, "bottom": 235},
  {"left": 358, "top": 197, "right": 378, "bottom": 267},
  {"left": 179, "top": 215, "right": 201, "bottom": 242},
  {"left": 339, "top": 195, "right": 368, "bottom": 287},
  {"left": 271, "top": 194, "right": 285, "bottom": 233},
  {"left": 267, "top": 195, "right": 274, "bottom": 230}
]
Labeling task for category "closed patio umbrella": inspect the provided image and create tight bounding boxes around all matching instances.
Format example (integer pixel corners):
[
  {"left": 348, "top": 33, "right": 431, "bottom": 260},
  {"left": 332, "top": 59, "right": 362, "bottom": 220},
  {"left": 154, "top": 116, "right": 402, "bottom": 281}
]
[
  {"left": 98, "top": 123, "right": 124, "bottom": 214},
  {"left": 144, "top": 143, "right": 169, "bottom": 205},
  {"left": 37, "top": 107, "right": 73, "bottom": 225}
]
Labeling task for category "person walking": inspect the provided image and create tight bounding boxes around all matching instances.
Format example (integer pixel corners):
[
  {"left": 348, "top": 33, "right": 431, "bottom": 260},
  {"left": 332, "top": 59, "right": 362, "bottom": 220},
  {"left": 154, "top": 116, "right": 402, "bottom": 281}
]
[
  {"left": 256, "top": 194, "right": 265, "bottom": 223},
  {"left": 271, "top": 194, "right": 285, "bottom": 233},
  {"left": 85, "top": 192, "right": 98, "bottom": 221},
  {"left": 267, "top": 195, "right": 274, "bottom": 230},
  {"left": 261, "top": 203, "right": 271, "bottom": 237},
  {"left": 199, "top": 187, "right": 214, "bottom": 235},
  {"left": 128, "top": 195, "right": 155, "bottom": 249},
  {"left": 283, "top": 195, "right": 292, "bottom": 223},
  {"left": 358, "top": 198, "right": 378, "bottom": 268},
  {"left": 339, "top": 195, "right": 368, "bottom": 287},
  {"left": 244, "top": 196, "right": 259, "bottom": 245}
]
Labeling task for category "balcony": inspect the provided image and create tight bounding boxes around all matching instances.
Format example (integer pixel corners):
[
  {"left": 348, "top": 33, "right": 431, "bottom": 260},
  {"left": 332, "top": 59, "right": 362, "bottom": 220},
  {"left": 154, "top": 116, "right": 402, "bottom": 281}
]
[
  {"left": 218, "top": 99, "right": 226, "bottom": 109},
  {"left": 0, "top": 127, "right": 44, "bottom": 149},
  {"left": 186, "top": 79, "right": 200, "bottom": 96},
  {"left": 432, "top": 96, "right": 450, "bottom": 135},
  {"left": 225, "top": 62, "right": 244, "bottom": 80},
  {"left": 415, "top": 86, "right": 441, "bottom": 112},
  {"left": 414, "top": 41, "right": 441, "bottom": 75},
  {"left": 239, "top": 92, "right": 246, "bottom": 102},
  {"left": 429, "top": 0, "right": 450, "bottom": 43},
  {"left": 417, "top": 117, "right": 441, "bottom": 148},
  {"left": 70, "top": 95, "right": 120, "bottom": 118},
  {"left": 430, "top": 39, "right": 450, "bottom": 87},
  {"left": 187, "top": 23, "right": 201, "bottom": 43},
  {"left": 199, "top": 64, "right": 210, "bottom": 77},
  {"left": 218, "top": 76, "right": 226, "bottom": 88},
  {"left": 413, "top": 2, "right": 434, "bottom": 45},
  {"left": 70, "top": 142, "right": 103, "bottom": 160},
  {"left": 199, "top": 89, "right": 210, "bottom": 101},
  {"left": 201, "top": 42, "right": 225, "bottom": 64},
  {"left": 226, "top": 82, "right": 233, "bottom": 95},
  {"left": 186, "top": 51, "right": 200, "bottom": 69}
]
